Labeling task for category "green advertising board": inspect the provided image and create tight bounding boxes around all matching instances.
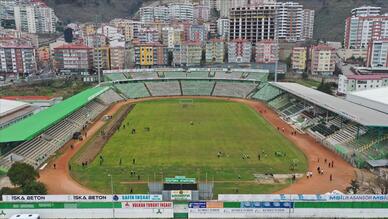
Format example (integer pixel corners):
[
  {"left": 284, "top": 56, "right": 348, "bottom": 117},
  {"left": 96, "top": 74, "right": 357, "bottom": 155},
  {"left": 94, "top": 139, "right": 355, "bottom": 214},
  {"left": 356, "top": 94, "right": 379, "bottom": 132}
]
[{"left": 165, "top": 176, "right": 196, "bottom": 184}]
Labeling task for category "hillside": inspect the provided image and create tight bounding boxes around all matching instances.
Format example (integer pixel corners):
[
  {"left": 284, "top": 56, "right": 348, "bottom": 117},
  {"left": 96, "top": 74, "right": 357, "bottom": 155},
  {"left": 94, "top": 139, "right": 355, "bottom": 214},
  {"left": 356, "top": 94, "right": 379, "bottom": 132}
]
[{"left": 44, "top": 0, "right": 388, "bottom": 41}]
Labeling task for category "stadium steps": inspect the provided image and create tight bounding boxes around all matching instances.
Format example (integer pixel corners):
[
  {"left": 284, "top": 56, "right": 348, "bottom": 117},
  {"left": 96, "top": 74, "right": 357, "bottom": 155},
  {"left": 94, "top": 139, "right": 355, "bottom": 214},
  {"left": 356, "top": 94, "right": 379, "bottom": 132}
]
[
  {"left": 143, "top": 83, "right": 153, "bottom": 97},
  {"left": 210, "top": 82, "right": 217, "bottom": 96},
  {"left": 246, "top": 84, "right": 261, "bottom": 98},
  {"left": 356, "top": 134, "right": 388, "bottom": 153},
  {"left": 179, "top": 80, "right": 183, "bottom": 96}
]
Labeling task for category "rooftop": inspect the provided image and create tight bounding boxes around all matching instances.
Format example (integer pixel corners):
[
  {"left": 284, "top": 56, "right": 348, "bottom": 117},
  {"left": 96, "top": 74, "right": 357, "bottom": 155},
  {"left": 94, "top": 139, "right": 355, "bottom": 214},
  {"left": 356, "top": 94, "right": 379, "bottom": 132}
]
[
  {"left": 346, "top": 74, "right": 388, "bottom": 80},
  {"left": 54, "top": 44, "right": 91, "bottom": 50},
  {"left": 0, "top": 99, "right": 30, "bottom": 117},
  {"left": 271, "top": 82, "right": 388, "bottom": 127},
  {"left": 0, "top": 86, "right": 108, "bottom": 143},
  {"left": 348, "top": 87, "right": 388, "bottom": 106},
  {"left": 2, "top": 96, "right": 55, "bottom": 101}
]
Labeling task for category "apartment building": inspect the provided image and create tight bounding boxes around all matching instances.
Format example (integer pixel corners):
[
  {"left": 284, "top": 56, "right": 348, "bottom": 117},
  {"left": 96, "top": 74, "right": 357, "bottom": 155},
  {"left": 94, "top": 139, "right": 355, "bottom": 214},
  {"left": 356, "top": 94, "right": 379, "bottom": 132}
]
[
  {"left": 310, "top": 44, "right": 336, "bottom": 75},
  {"left": 344, "top": 6, "right": 388, "bottom": 49},
  {"left": 302, "top": 9, "right": 315, "bottom": 40},
  {"left": 53, "top": 44, "right": 93, "bottom": 74},
  {"left": 173, "top": 41, "right": 202, "bottom": 66},
  {"left": 291, "top": 47, "right": 307, "bottom": 72},
  {"left": 0, "top": 44, "right": 37, "bottom": 78},
  {"left": 205, "top": 38, "right": 225, "bottom": 63},
  {"left": 338, "top": 74, "right": 388, "bottom": 94},
  {"left": 255, "top": 39, "right": 278, "bottom": 64},
  {"left": 227, "top": 38, "right": 252, "bottom": 63},
  {"left": 138, "top": 28, "right": 160, "bottom": 43},
  {"left": 162, "top": 27, "right": 183, "bottom": 49},
  {"left": 189, "top": 24, "right": 207, "bottom": 42},
  {"left": 366, "top": 39, "right": 388, "bottom": 68},
  {"left": 217, "top": 18, "right": 230, "bottom": 39},
  {"left": 276, "top": 2, "right": 304, "bottom": 42},
  {"left": 169, "top": 3, "right": 194, "bottom": 21},
  {"left": 133, "top": 42, "right": 168, "bottom": 67},
  {"left": 93, "top": 46, "right": 110, "bottom": 71},
  {"left": 13, "top": 2, "right": 58, "bottom": 34},
  {"left": 193, "top": 4, "right": 210, "bottom": 21},
  {"left": 229, "top": 3, "right": 277, "bottom": 44}
]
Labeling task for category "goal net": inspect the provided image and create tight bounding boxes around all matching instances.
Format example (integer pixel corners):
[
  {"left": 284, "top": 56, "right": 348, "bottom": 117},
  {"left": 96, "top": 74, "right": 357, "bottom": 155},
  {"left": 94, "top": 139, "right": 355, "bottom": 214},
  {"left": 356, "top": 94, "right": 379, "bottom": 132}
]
[{"left": 179, "top": 99, "right": 194, "bottom": 108}]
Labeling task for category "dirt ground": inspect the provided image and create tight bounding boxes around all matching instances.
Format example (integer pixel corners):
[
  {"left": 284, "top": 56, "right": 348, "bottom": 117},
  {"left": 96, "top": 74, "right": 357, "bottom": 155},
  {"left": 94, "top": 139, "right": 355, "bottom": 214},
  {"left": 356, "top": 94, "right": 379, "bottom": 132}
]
[{"left": 39, "top": 96, "right": 356, "bottom": 194}]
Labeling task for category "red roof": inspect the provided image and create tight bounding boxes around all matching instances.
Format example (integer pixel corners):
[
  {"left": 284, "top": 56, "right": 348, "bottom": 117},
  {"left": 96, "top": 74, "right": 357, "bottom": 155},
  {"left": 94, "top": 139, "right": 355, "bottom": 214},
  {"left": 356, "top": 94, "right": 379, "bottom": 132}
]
[
  {"left": 2, "top": 96, "right": 55, "bottom": 101},
  {"left": 347, "top": 74, "right": 388, "bottom": 80},
  {"left": 54, "top": 44, "right": 91, "bottom": 50}
]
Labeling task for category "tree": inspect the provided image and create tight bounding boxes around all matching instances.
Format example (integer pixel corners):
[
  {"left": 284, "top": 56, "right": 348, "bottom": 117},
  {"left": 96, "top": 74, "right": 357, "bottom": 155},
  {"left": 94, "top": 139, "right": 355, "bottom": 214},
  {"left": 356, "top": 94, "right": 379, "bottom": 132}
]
[
  {"left": 346, "top": 179, "right": 360, "bottom": 194},
  {"left": 0, "top": 187, "right": 21, "bottom": 198},
  {"left": 317, "top": 79, "right": 333, "bottom": 95},
  {"left": 21, "top": 181, "right": 47, "bottom": 195},
  {"left": 167, "top": 51, "right": 173, "bottom": 66},
  {"left": 7, "top": 162, "right": 39, "bottom": 187},
  {"left": 285, "top": 54, "right": 292, "bottom": 69}
]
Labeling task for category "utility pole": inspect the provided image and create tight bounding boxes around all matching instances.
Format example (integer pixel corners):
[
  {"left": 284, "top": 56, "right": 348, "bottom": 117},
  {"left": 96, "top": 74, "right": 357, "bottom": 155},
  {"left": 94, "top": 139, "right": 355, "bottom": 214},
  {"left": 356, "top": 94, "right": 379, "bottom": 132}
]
[{"left": 274, "top": 2, "right": 279, "bottom": 82}]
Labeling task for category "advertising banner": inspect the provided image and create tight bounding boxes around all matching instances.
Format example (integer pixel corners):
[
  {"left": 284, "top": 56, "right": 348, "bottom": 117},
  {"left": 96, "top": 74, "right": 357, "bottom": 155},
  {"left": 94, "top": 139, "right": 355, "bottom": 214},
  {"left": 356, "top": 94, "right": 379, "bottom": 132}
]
[
  {"left": 170, "top": 190, "right": 192, "bottom": 201},
  {"left": 121, "top": 202, "right": 173, "bottom": 209},
  {"left": 240, "top": 202, "right": 294, "bottom": 208},
  {"left": 218, "top": 194, "right": 388, "bottom": 202},
  {"left": 2, "top": 194, "right": 163, "bottom": 203},
  {"left": 188, "top": 202, "right": 206, "bottom": 208}
]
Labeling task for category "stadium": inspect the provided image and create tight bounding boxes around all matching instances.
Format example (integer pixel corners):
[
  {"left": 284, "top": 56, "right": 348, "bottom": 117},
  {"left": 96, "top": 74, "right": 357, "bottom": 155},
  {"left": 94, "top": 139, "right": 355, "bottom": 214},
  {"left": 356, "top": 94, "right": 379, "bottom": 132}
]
[{"left": 1, "top": 68, "right": 388, "bottom": 218}]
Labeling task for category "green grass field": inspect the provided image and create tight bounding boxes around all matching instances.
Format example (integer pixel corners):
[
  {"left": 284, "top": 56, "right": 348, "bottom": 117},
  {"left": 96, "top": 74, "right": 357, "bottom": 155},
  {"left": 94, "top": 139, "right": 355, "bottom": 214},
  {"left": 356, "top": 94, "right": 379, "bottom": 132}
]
[{"left": 71, "top": 99, "right": 307, "bottom": 195}]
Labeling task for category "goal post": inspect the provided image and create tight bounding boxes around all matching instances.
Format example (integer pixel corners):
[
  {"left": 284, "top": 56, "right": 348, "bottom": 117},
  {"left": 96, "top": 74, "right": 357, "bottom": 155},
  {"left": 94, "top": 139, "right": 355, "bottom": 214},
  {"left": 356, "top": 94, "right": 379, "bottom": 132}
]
[{"left": 179, "top": 99, "right": 194, "bottom": 108}]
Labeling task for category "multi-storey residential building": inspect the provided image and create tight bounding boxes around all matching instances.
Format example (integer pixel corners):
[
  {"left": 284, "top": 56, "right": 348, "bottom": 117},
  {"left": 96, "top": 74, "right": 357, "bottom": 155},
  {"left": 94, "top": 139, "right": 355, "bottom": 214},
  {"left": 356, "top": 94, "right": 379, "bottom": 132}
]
[
  {"left": 169, "top": 3, "right": 194, "bottom": 21},
  {"left": 344, "top": 7, "right": 388, "bottom": 49},
  {"left": 217, "top": 18, "right": 230, "bottom": 39},
  {"left": 162, "top": 27, "right": 183, "bottom": 49},
  {"left": 202, "top": 0, "right": 216, "bottom": 10},
  {"left": 189, "top": 24, "right": 207, "bottom": 42},
  {"left": 110, "top": 19, "right": 140, "bottom": 42},
  {"left": 291, "top": 47, "right": 307, "bottom": 72},
  {"left": 194, "top": 5, "right": 210, "bottom": 21},
  {"left": 13, "top": 2, "right": 58, "bottom": 34},
  {"left": 338, "top": 74, "right": 388, "bottom": 94},
  {"left": 351, "top": 6, "right": 381, "bottom": 17},
  {"left": 84, "top": 34, "right": 108, "bottom": 48},
  {"left": 97, "top": 25, "right": 124, "bottom": 41},
  {"left": 139, "top": 6, "right": 169, "bottom": 23},
  {"left": 133, "top": 42, "right": 167, "bottom": 67},
  {"left": 0, "top": 44, "right": 37, "bottom": 78},
  {"left": 110, "top": 41, "right": 126, "bottom": 70},
  {"left": 93, "top": 46, "right": 110, "bottom": 71},
  {"left": 310, "top": 44, "right": 336, "bottom": 75},
  {"left": 217, "top": 0, "right": 248, "bottom": 18},
  {"left": 255, "top": 39, "right": 278, "bottom": 64},
  {"left": 227, "top": 38, "right": 252, "bottom": 63},
  {"left": 53, "top": 44, "right": 93, "bottom": 74},
  {"left": 302, "top": 9, "right": 315, "bottom": 40},
  {"left": 276, "top": 2, "right": 307, "bottom": 42},
  {"left": 173, "top": 41, "right": 202, "bottom": 66},
  {"left": 205, "top": 38, "right": 224, "bottom": 63},
  {"left": 229, "top": 2, "right": 277, "bottom": 44},
  {"left": 138, "top": 28, "right": 160, "bottom": 43},
  {"left": 366, "top": 39, "right": 388, "bottom": 68}
]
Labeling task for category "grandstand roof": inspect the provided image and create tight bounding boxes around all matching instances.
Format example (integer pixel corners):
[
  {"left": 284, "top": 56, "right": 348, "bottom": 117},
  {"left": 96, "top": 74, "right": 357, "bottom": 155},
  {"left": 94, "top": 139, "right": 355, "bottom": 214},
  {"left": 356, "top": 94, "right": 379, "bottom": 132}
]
[
  {"left": 0, "top": 99, "right": 30, "bottom": 117},
  {"left": 271, "top": 82, "right": 388, "bottom": 127},
  {"left": 0, "top": 86, "right": 108, "bottom": 143},
  {"left": 348, "top": 87, "right": 388, "bottom": 106}
]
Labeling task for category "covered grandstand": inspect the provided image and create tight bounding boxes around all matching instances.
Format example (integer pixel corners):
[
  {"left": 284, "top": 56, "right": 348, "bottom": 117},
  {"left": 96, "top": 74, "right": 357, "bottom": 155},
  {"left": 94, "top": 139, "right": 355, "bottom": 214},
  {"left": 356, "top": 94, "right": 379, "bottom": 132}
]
[
  {"left": 252, "top": 82, "right": 388, "bottom": 167},
  {"left": 0, "top": 87, "right": 123, "bottom": 170}
]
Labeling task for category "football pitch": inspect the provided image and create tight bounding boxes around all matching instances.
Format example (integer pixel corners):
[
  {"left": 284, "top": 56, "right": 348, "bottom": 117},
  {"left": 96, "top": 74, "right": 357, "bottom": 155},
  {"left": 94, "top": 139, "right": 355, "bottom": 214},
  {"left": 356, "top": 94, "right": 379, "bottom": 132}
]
[{"left": 71, "top": 99, "right": 307, "bottom": 194}]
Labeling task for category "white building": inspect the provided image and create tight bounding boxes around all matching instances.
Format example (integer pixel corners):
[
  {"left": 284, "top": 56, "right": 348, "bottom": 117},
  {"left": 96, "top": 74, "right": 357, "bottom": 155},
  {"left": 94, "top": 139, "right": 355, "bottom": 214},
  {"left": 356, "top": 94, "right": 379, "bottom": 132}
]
[
  {"left": 217, "top": 18, "right": 230, "bottom": 39},
  {"left": 302, "top": 9, "right": 315, "bottom": 40},
  {"left": 366, "top": 39, "right": 388, "bottom": 68},
  {"left": 169, "top": 3, "right": 194, "bottom": 21},
  {"left": 228, "top": 38, "right": 252, "bottom": 63},
  {"left": 162, "top": 27, "right": 183, "bottom": 49},
  {"left": 344, "top": 7, "right": 388, "bottom": 49},
  {"left": 351, "top": 6, "right": 381, "bottom": 17},
  {"left": 338, "top": 74, "right": 388, "bottom": 94},
  {"left": 139, "top": 6, "right": 169, "bottom": 23},
  {"left": 276, "top": 2, "right": 304, "bottom": 42},
  {"left": 193, "top": 5, "right": 210, "bottom": 21},
  {"left": 14, "top": 3, "right": 58, "bottom": 34}
]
